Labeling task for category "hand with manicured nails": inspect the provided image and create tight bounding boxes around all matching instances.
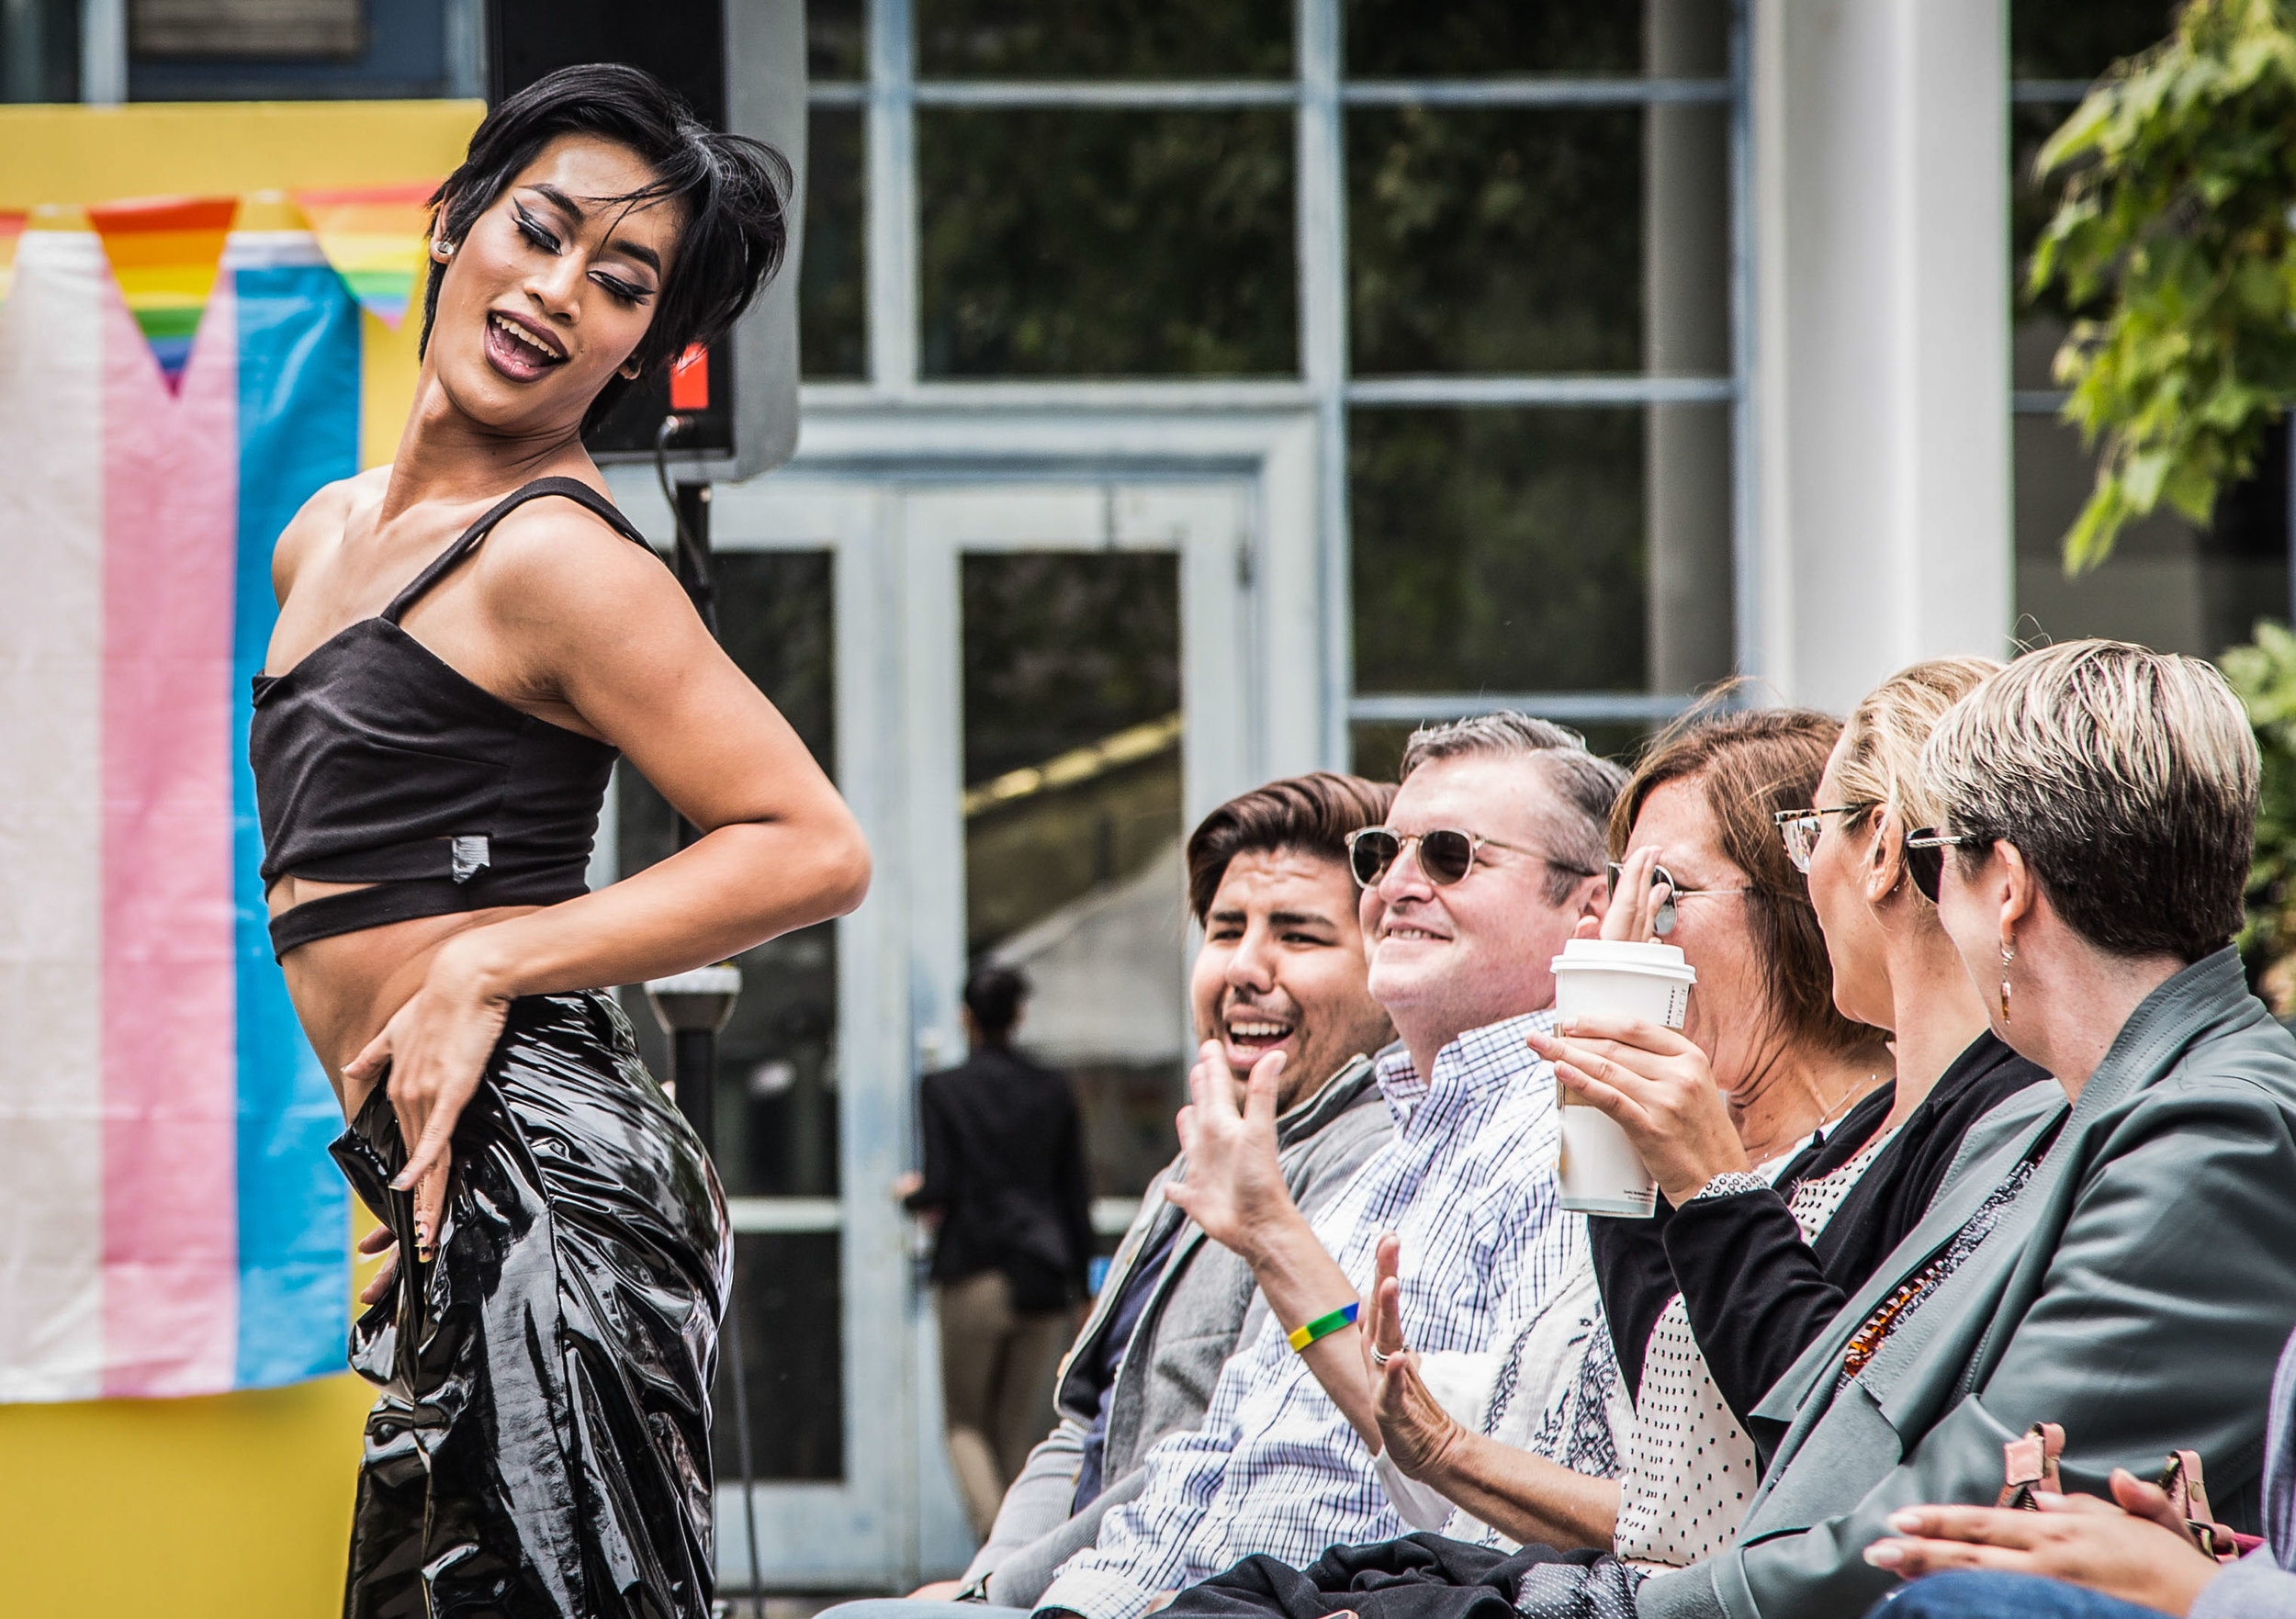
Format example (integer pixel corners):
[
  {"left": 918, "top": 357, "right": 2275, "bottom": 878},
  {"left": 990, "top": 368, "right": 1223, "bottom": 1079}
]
[
  {"left": 1863, "top": 1471, "right": 2224, "bottom": 1617},
  {"left": 340, "top": 936, "right": 513, "bottom": 1264},
  {"left": 1526, "top": 1012, "right": 1750, "bottom": 1205},
  {"left": 1165, "top": 1040, "right": 1295, "bottom": 1263},
  {"left": 1364, "top": 1232, "right": 1467, "bottom": 1481}
]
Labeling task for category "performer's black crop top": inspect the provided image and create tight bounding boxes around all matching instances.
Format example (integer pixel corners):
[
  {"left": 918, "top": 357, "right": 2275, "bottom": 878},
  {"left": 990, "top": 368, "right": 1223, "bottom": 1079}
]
[{"left": 250, "top": 478, "right": 658, "bottom": 960}]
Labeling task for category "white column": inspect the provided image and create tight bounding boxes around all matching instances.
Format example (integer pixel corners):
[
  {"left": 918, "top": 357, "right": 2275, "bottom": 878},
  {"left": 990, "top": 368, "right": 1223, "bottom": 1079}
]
[{"left": 1750, "top": 0, "right": 2010, "bottom": 713}]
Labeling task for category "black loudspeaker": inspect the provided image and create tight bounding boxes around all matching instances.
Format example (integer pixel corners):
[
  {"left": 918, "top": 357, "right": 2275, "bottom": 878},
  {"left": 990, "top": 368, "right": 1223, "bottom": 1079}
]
[{"left": 488, "top": 0, "right": 805, "bottom": 479}]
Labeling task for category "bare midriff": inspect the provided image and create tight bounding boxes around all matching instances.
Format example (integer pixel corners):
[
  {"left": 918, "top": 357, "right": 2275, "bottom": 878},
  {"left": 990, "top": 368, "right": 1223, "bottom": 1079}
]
[{"left": 267, "top": 872, "right": 543, "bottom": 1119}]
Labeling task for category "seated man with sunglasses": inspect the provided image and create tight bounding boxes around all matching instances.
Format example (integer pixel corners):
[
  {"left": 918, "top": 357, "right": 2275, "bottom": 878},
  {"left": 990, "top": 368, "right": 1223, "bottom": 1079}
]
[{"left": 999, "top": 714, "right": 1626, "bottom": 1619}]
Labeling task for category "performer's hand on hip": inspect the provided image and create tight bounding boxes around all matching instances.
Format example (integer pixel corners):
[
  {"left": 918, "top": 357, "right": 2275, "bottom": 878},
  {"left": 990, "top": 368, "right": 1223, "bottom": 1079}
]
[{"left": 344, "top": 935, "right": 513, "bottom": 1261}]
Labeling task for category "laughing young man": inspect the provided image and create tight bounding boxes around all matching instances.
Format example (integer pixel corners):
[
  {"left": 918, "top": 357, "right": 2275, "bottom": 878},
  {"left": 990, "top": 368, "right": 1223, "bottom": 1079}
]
[{"left": 935, "top": 773, "right": 1403, "bottom": 1607}]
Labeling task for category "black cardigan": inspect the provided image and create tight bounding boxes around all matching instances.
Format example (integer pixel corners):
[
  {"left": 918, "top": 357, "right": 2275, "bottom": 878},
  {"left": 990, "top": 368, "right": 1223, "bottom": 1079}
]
[
  {"left": 1588, "top": 1031, "right": 2051, "bottom": 1442},
  {"left": 905, "top": 1046, "right": 1095, "bottom": 1310}
]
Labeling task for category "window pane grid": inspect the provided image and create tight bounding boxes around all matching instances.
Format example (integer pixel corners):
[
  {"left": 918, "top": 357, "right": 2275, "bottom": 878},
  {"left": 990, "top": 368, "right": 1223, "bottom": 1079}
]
[
  {"left": 821, "top": 1, "right": 1753, "bottom": 710},
  {"left": 810, "top": 76, "right": 1734, "bottom": 108}
]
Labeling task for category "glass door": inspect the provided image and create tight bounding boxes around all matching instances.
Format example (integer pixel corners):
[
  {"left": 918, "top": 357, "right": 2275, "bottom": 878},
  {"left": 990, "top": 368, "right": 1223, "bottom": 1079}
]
[{"left": 899, "top": 480, "right": 1257, "bottom": 1578}]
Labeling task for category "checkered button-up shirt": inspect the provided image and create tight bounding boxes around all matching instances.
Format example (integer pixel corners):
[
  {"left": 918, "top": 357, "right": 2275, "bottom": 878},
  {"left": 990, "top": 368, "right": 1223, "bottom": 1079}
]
[{"left": 1034, "top": 1012, "right": 1582, "bottom": 1619}]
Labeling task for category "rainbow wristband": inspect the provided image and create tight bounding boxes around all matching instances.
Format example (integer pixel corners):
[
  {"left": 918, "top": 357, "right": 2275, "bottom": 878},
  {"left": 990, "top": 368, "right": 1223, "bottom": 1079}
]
[{"left": 1286, "top": 1300, "right": 1360, "bottom": 1353}]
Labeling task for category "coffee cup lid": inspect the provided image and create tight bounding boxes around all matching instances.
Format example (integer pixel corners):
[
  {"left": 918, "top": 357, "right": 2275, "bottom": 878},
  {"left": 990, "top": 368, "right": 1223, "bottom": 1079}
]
[{"left": 1554, "top": 938, "right": 1691, "bottom": 972}]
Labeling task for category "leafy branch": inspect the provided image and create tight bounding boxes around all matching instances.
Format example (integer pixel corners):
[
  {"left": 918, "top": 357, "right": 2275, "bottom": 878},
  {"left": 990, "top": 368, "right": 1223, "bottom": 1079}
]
[
  {"left": 2223, "top": 621, "right": 2296, "bottom": 996},
  {"left": 2028, "top": 0, "right": 2296, "bottom": 573}
]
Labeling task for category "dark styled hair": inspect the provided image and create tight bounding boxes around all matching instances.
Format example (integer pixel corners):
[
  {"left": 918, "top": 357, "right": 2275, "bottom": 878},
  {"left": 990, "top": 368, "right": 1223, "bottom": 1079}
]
[
  {"left": 1398, "top": 712, "right": 1627, "bottom": 905},
  {"left": 419, "top": 62, "right": 793, "bottom": 433},
  {"left": 1615, "top": 696, "right": 1885, "bottom": 1060},
  {"left": 1185, "top": 772, "right": 1398, "bottom": 924},
  {"left": 963, "top": 962, "right": 1030, "bottom": 1043}
]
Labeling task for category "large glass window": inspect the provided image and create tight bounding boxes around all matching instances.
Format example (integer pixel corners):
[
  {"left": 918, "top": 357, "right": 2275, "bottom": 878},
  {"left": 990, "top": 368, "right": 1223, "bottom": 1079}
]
[
  {"left": 802, "top": 0, "right": 1746, "bottom": 772},
  {"left": 918, "top": 107, "right": 1297, "bottom": 377},
  {"left": 2009, "top": 0, "right": 2290, "bottom": 658}
]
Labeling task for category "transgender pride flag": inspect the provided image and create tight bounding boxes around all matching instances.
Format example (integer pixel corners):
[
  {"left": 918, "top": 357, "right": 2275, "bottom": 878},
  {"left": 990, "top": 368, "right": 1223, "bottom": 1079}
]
[{"left": 0, "top": 215, "right": 364, "bottom": 1400}]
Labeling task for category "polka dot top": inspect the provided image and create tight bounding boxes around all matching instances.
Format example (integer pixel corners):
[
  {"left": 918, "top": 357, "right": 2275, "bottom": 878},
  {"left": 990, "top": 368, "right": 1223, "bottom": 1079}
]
[{"left": 1610, "top": 1127, "right": 1896, "bottom": 1568}]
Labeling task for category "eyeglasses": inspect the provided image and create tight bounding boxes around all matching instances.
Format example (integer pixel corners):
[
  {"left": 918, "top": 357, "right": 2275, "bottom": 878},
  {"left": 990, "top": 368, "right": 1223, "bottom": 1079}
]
[
  {"left": 1904, "top": 828, "right": 1983, "bottom": 904},
  {"left": 1773, "top": 804, "right": 1874, "bottom": 873},
  {"left": 1345, "top": 826, "right": 1595, "bottom": 891},
  {"left": 1604, "top": 860, "right": 1753, "bottom": 938}
]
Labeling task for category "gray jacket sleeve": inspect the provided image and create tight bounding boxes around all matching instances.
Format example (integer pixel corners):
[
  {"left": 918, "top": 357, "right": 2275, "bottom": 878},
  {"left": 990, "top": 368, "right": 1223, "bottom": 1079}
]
[
  {"left": 1643, "top": 1077, "right": 2296, "bottom": 1619},
  {"left": 2194, "top": 1548, "right": 2296, "bottom": 1619},
  {"left": 982, "top": 1466, "right": 1148, "bottom": 1607},
  {"left": 961, "top": 1417, "right": 1091, "bottom": 1590}
]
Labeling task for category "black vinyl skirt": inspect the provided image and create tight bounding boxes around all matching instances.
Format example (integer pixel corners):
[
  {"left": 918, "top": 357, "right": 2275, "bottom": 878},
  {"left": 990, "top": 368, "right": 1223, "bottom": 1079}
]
[{"left": 330, "top": 990, "right": 731, "bottom": 1619}]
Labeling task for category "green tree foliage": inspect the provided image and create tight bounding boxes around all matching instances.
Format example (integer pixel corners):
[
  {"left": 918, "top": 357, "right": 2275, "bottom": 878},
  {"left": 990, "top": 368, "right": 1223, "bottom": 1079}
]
[
  {"left": 2028, "top": 0, "right": 2296, "bottom": 572},
  {"left": 2223, "top": 621, "right": 2296, "bottom": 992}
]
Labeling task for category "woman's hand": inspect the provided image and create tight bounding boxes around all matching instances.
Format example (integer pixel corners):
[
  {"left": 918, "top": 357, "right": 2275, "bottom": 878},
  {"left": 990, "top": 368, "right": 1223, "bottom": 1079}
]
[
  {"left": 1165, "top": 1040, "right": 1298, "bottom": 1265},
  {"left": 1527, "top": 1013, "right": 1750, "bottom": 1204},
  {"left": 342, "top": 933, "right": 514, "bottom": 1260},
  {"left": 356, "top": 1222, "right": 400, "bottom": 1307},
  {"left": 1863, "top": 1472, "right": 2224, "bottom": 1618},
  {"left": 1365, "top": 1234, "right": 1468, "bottom": 1482},
  {"left": 1603, "top": 844, "right": 1671, "bottom": 943}
]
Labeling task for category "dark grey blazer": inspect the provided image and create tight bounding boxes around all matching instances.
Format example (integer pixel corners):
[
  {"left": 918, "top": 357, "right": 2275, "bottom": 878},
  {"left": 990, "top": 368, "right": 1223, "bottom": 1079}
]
[
  {"left": 1640, "top": 948, "right": 2296, "bottom": 1619},
  {"left": 960, "top": 1052, "right": 1395, "bottom": 1605}
]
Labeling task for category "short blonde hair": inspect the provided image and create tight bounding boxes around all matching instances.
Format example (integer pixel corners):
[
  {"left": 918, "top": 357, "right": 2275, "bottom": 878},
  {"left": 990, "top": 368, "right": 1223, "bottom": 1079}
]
[
  {"left": 1919, "top": 640, "right": 2259, "bottom": 961},
  {"left": 1836, "top": 657, "right": 2007, "bottom": 838}
]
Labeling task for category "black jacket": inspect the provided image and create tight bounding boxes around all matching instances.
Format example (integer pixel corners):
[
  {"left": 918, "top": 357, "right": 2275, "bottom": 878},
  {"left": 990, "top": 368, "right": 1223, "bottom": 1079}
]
[
  {"left": 1589, "top": 1030, "right": 2050, "bottom": 1438},
  {"left": 906, "top": 1046, "right": 1094, "bottom": 1310}
]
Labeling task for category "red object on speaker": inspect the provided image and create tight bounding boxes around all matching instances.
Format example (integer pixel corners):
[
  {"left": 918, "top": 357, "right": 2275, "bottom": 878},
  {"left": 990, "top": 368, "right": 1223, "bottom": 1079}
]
[{"left": 669, "top": 343, "right": 710, "bottom": 411}]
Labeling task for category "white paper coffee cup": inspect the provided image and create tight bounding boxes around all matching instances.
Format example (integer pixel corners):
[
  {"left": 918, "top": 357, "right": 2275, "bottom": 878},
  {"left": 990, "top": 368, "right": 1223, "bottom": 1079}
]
[{"left": 1547, "top": 939, "right": 1697, "bottom": 1217}]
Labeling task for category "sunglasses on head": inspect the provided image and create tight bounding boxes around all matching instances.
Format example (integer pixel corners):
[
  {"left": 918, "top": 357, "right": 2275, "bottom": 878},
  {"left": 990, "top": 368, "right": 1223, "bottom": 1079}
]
[
  {"left": 1345, "top": 826, "right": 1595, "bottom": 891},
  {"left": 1904, "top": 828, "right": 1982, "bottom": 904}
]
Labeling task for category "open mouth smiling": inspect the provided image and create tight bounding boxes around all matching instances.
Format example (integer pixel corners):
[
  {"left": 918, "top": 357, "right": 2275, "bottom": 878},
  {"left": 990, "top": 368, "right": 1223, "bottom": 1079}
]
[
  {"left": 484, "top": 309, "right": 569, "bottom": 377},
  {"left": 1224, "top": 1013, "right": 1297, "bottom": 1056}
]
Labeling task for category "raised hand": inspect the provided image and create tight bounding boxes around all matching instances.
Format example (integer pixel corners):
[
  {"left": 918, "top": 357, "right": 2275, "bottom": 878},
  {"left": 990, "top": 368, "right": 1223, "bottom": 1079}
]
[
  {"left": 1526, "top": 1013, "right": 1750, "bottom": 1204},
  {"left": 1365, "top": 1233, "right": 1466, "bottom": 1480},
  {"left": 1165, "top": 1040, "right": 1295, "bottom": 1262},
  {"left": 1603, "top": 844, "right": 1671, "bottom": 943},
  {"left": 1863, "top": 1472, "right": 2223, "bottom": 1617}
]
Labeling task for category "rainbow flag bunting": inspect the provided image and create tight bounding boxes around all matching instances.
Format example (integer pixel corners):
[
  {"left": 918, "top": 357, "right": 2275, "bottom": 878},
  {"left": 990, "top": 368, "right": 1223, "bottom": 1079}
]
[
  {"left": 0, "top": 212, "right": 24, "bottom": 306},
  {"left": 293, "top": 183, "right": 435, "bottom": 330},
  {"left": 0, "top": 218, "right": 361, "bottom": 1400},
  {"left": 88, "top": 195, "right": 238, "bottom": 393}
]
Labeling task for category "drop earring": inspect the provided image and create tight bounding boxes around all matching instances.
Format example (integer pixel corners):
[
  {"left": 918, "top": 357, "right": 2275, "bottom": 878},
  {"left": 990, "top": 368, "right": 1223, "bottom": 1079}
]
[{"left": 1998, "top": 939, "right": 2017, "bottom": 1024}]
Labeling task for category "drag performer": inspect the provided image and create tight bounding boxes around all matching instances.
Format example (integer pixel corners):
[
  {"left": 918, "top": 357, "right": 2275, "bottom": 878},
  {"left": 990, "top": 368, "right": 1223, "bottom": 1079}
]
[{"left": 247, "top": 65, "right": 869, "bottom": 1617}]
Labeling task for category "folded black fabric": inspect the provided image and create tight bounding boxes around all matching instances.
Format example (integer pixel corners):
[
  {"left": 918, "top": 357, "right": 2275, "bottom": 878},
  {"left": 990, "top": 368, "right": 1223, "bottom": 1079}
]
[{"left": 1165, "top": 1533, "right": 1611, "bottom": 1619}]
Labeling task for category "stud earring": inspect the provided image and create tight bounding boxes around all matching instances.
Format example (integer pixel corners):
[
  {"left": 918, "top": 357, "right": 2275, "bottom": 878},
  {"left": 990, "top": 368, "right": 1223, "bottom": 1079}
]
[{"left": 1998, "top": 939, "right": 2017, "bottom": 1024}]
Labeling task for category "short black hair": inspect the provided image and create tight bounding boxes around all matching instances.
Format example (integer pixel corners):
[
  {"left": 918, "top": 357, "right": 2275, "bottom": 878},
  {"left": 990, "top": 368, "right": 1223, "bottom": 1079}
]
[
  {"left": 963, "top": 963, "right": 1029, "bottom": 1043},
  {"left": 420, "top": 62, "right": 793, "bottom": 433}
]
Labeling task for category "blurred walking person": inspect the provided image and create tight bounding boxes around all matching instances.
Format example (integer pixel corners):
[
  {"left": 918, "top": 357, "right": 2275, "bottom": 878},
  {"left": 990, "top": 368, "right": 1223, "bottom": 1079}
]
[{"left": 904, "top": 963, "right": 1096, "bottom": 1538}]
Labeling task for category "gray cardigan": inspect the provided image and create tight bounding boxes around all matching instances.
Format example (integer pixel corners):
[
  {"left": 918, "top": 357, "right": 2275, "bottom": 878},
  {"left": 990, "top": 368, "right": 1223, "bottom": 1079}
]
[
  {"left": 1639, "top": 948, "right": 2296, "bottom": 1619},
  {"left": 960, "top": 1053, "right": 1395, "bottom": 1606}
]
